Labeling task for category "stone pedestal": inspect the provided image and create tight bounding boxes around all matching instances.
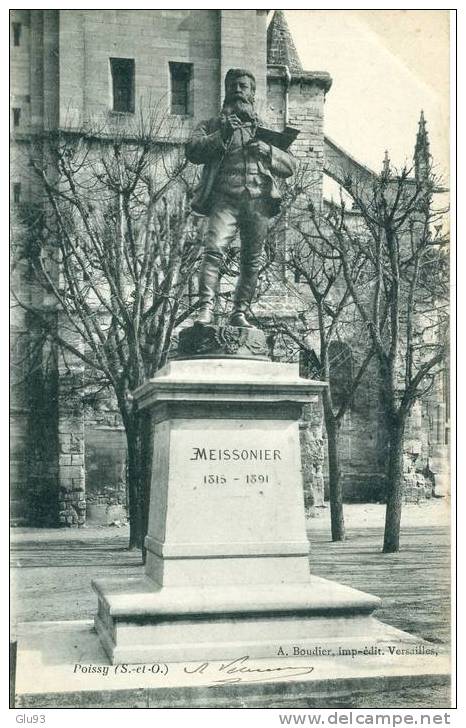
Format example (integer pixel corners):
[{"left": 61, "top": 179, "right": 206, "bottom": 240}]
[{"left": 93, "top": 358, "right": 420, "bottom": 664}]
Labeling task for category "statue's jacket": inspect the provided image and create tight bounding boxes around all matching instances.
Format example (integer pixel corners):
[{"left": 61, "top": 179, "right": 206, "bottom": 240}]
[{"left": 186, "top": 117, "right": 295, "bottom": 216}]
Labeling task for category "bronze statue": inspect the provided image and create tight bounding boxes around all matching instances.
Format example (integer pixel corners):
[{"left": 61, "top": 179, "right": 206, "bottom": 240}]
[{"left": 186, "top": 68, "right": 295, "bottom": 328}]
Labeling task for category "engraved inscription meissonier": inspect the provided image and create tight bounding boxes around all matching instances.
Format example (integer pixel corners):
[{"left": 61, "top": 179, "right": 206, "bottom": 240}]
[
  {"left": 177, "top": 421, "right": 295, "bottom": 501},
  {"left": 189, "top": 446, "right": 281, "bottom": 489},
  {"left": 189, "top": 448, "right": 282, "bottom": 461}
]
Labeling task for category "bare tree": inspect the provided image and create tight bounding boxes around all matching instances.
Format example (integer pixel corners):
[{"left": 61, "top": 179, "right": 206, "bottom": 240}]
[
  {"left": 11, "top": 110, "right": 203, "bottom": 549},
  {"left": 308, "top": 161, "right": 448, "bottom": 552},
  {"left": 268, "top": 182, "right": 375, "bottom": 541}
]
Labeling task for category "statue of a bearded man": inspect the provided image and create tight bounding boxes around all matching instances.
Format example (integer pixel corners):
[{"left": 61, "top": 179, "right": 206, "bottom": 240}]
[{"left": 186, "top": 68, "right": 295, "bottom": 328}]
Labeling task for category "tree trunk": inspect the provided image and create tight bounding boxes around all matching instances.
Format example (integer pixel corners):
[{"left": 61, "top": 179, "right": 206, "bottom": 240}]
[
  {"left": 322, "top": 391, "right": 345, "bottom": 542},
  {"left": 123, "top": 409, "right": 152, "bottom": 552},
  {"left": 382, "top": 412, "right": 406, "bottom": 553},
  {"left": 140, "top": 413, "right": 154, "bottom": 564},
  {"left": 125, "top": 416, "right": 143, "bottom": 551}
]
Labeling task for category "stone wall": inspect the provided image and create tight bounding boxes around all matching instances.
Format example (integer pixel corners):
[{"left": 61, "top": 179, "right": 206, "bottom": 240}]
[
  {"left": 336, "top": 359, "right": 387, "bottom": 503},
  {"left": 57, "top": 369, "right": 86, "bottom": 526},
  {"left": 287, "top": 77, "right": 328, "bottom": 208},
  {"left": 219, "top": 11, "right": 267, "bottom": 110},
  {"left": 56, "top": 9, "right": 267, "bottom": 136},
  {"left": 10, "top": 333, "right": 60, "bottom": 526},
  {"left": 266, "top": 69, "right": 331, "bottom": 210},
  {"left": 300, "top": 402, "right": 325, "bottom": 513},
  {"left": 85, "top": 426, "right": 127, "bottom": 525},
  {"left": 82, "top": 391, "right": 127, "bottom": 524},
  {"left": 10, "top": 10, "right": 61, "bottom": 525},
  {"left": 58, "top": 10, "right": 221, "bottom": 131}
]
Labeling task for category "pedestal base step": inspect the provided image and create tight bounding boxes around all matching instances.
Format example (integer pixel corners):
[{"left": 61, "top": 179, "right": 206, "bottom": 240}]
[
  {"left": 93, "top": 574, "right": 422, "bottom": 665},
  {"left": 14, "top": 620, "right": 450, "bottom": 709}
]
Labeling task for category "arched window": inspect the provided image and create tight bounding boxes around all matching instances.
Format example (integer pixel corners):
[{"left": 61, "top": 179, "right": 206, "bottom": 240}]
[
  {"left": 328, "top": 342, "right": 353, "bottom": 407},
  {"left": 299, "top": 349, "right": 320, "bottom": 379}
]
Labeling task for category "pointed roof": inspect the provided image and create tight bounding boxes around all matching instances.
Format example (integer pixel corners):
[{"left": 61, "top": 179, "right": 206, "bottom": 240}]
[
  {"left": 382, "top": 149, "right": 391, "bottom": 175},
  {"left": 414, "top": 110, "right": 431, "bottom": 180},
  {"left": 267, "top": 10, "right": 303, "bottom": 72},
  {"left": 414, "top": 110, "right": 430, "bottom": 158}
]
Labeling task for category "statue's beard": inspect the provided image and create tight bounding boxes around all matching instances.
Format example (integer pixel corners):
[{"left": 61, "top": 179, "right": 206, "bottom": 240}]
[{"left": 222, "top": 97, "right": 256, "bottom": 122}]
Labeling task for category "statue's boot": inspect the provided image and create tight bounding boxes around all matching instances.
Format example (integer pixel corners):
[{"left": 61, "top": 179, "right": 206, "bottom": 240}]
[
  {"left": 229, "top": 203, "right": 268, "bottom": 328},
  {"left": 197, "top": 251, "right": 223, "bottom": 325},
  {"left": 229, "top": 264, "right": 260, "bottom": 329},
  {"left": 229, "top": 311, "right": 253, "bottom": 328}
]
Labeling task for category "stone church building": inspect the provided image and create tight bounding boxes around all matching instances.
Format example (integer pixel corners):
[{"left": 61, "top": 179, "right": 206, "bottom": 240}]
[{"left": 10, "top": 10, "right": 449, "bottom": 526}]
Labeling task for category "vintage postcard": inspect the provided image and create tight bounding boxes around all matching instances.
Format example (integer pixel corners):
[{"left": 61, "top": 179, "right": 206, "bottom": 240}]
[{"left": 9, "top": 7, "right": 454, "bottom": 719}]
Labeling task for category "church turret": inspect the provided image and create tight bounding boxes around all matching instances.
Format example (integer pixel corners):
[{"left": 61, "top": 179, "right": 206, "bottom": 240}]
[
  {"left": 266, "top": 10, "right": 332, "bottom": 209},
  {"left": 414, "top": 110, "right": 431, "bottom": 183},
  {"left": 382, "top": 149, "right": 391, "bottom": 176},
  {"left": 267, "top": 9, "right": 303, "bottom": 72}
]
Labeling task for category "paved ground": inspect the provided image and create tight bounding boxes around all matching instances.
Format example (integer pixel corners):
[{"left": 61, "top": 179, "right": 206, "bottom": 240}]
[
  {"left": 10, "top": 498, "right": 452, "bottom": 542},
  {"left": 10, "top": 500, "right": 453, "bottom": 708},
  {"left": 10, "top": 501, "right": 451, "bottom": 634}
]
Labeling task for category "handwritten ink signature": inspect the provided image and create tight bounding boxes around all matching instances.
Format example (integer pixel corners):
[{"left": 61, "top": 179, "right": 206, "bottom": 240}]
[{"left": 183, "top": 655, "right": 315, "bottom": 685}]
